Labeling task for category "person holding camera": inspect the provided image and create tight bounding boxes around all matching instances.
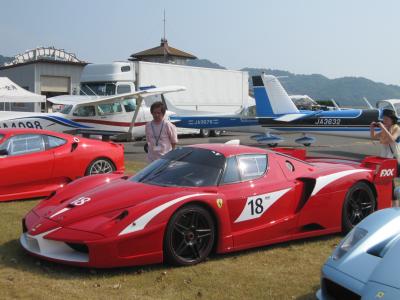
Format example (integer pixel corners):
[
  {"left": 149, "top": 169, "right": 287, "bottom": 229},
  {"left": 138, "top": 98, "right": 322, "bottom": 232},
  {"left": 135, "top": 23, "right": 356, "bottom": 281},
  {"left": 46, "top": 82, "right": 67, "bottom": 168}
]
[
  {"left": 370, "top": 109, "right": 400, "bottom": 159},
  {"left": 370, "top": 109, "right": 400, "bottom": 206}
]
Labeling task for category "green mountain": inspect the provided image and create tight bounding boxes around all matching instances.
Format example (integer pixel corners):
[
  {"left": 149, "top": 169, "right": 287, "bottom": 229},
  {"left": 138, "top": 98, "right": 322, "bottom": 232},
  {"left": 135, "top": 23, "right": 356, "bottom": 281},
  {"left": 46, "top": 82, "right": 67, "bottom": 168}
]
[
  {"left": 186, "top": 58, "right": 226, "bottom": 69},
  {"left": 0, "top": 55, "right": 13, "bottom": 65},
  {"left": 242, "top": 68, "right": 400, "bottom": 106},
  {"left": 188, "top": 59, "right": 400, "bottom": 106}
]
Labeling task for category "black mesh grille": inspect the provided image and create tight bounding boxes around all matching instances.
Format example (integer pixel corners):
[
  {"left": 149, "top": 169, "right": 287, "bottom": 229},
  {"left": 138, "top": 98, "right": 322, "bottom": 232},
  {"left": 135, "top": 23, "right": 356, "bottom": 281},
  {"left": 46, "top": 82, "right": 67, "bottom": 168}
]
[
  {"left": 324, "top": 278, "right": 361, "bottom": 300},
  {"left": 66, "top": 243, "right": 89, "bottom": 253}
]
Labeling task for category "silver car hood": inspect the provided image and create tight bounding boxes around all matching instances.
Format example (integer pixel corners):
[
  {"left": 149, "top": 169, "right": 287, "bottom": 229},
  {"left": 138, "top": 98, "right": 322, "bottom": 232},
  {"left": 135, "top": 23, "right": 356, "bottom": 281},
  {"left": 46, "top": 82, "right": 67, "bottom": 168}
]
[{"left": 326, "top": 208, "right": 400, "bottom": 289}]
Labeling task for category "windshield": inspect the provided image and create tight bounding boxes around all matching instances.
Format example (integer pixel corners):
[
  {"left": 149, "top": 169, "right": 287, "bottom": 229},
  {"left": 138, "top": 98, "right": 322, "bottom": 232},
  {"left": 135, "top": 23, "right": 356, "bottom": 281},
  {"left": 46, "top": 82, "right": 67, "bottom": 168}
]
[
  {"left": 59, "top": 105, "right": 73, "bottom": 114},
  {"left": 80, "top": 82, "right": 116, "bottom": 96},
  {"left": 131, "top": 147, "right": 226, "bottom": 187}
]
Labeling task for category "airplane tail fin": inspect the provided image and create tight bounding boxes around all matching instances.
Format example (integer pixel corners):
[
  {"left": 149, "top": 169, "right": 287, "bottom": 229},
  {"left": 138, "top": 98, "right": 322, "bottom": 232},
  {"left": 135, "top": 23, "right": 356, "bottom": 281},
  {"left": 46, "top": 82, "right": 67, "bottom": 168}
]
[
  {"left": 252, "top": 74, "right": 299, "bottom": 117},
  {"left": 162, "top": 95, "right": 189, "bottom": 115}
]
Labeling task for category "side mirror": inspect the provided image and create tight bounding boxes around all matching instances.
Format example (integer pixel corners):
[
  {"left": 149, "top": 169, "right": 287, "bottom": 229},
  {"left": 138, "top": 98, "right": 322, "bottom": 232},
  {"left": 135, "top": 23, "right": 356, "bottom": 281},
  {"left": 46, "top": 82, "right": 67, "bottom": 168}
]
[{"left": 0, "top": 149, "right": 8, "bottom": 156}]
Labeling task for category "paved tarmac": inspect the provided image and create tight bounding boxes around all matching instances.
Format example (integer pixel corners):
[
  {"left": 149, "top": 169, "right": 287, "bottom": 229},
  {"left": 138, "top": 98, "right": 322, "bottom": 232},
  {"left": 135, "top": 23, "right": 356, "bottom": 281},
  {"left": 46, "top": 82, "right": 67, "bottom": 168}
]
[{"left": 123, "top": 132, "right": 382, "bottom": 162}]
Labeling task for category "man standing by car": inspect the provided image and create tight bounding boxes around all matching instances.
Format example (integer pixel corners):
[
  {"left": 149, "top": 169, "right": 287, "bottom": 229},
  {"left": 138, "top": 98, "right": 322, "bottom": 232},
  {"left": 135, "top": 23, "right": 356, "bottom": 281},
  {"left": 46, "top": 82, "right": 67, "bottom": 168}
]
[{"left": 145, "top": 101, "right": 178, "bottom": 162}]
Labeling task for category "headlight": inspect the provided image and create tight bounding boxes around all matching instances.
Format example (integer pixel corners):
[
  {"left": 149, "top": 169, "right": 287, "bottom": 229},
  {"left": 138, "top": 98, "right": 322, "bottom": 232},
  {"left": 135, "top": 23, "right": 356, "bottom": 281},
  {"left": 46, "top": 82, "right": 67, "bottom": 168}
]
[{"left": 333, "top": 227, "right": 368, "bottom": 260}]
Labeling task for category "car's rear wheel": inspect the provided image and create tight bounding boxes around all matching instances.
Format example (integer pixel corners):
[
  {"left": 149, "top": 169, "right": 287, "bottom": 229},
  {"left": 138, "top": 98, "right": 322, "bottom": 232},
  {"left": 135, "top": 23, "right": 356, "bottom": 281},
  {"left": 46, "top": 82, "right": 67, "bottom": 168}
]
[
  {"left": 342, "top": 182, "right": 376, "bottom": 233},
  {"left": 164, "top": 205, "right": 215, "bottom": 266},
  {"left": 85, "top": 158, "right": 115, "bottom": 176}
]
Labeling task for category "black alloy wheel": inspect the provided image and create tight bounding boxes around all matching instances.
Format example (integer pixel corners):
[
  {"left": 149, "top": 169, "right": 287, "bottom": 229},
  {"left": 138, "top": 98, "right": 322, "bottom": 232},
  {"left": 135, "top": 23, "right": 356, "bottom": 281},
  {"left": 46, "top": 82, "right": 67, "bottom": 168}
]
[
  {"left": 164, "top": 205, "right": 215, "bottom": 266},
  {"left": 342, "top": 182, "right": 376, "bottom": 233}
]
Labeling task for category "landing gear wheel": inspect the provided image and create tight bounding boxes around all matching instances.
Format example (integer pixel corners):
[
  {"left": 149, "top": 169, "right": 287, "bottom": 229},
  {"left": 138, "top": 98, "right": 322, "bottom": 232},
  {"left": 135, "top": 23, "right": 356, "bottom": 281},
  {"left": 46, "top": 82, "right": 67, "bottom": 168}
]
[
  {"left": 268, "top": 143, "right": 278, "bottom": 147},
  {"left": 144, "top": 143, "right": 149, "bottom": 153},
  {"left": 164, "top": 205, "right": 215, "bottom": 266},
  {"left": 199, "top": 129, "right": 210, "bottom": 138},
  {"left": 210, "top": 130, "right": 221, "bottom": 137},
  {"left": 303, "top": 143, "right": 311, "bottom": 147},
  {"left": 85, "top": 158, "right": 115, "bottom": 176},
  {"left": 342, "top": 182, "right": 376, "bottom": 233}
]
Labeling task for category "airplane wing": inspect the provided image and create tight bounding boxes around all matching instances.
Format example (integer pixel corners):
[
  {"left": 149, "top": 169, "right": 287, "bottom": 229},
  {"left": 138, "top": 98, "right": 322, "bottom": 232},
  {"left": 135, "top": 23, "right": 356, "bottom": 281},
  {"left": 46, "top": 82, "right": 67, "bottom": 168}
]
[{"left": 48, "top": 86, "right": 186, "bottom": 106}]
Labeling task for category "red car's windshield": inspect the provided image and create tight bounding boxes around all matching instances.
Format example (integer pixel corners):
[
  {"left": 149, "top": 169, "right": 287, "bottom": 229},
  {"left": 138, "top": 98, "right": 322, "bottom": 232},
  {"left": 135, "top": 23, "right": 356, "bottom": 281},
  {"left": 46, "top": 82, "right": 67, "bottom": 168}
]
[{"left": 132, "top": 147, "right": 226, "bottom": 187}]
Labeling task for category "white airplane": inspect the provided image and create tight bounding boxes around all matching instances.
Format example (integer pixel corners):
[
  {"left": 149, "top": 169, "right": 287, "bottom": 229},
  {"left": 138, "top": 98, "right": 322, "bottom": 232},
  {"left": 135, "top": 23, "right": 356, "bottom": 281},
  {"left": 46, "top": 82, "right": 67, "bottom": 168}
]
[{"left": 0, "top": 86, "right": 185, "bottom": 140}]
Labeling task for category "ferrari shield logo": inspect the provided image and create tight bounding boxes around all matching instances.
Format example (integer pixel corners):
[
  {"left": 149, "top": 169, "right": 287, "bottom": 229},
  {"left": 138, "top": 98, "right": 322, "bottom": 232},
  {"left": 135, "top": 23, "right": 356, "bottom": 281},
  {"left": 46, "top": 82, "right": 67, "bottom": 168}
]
[
  {"left": 216, "top": 198, "right": 223, "bottom": 208},
  {"left": 376, "top": 291, "right": 385, "bottom": 298}
]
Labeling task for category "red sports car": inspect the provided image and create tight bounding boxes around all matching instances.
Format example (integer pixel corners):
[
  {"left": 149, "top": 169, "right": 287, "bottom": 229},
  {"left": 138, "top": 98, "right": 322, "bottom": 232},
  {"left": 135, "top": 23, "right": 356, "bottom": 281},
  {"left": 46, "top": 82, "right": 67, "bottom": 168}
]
[
  {"left": 0, "top": 129, "right": 124, "bottom": 202},
  {"left": 21, "top": 144, "right": 396, "bottom": 268}
]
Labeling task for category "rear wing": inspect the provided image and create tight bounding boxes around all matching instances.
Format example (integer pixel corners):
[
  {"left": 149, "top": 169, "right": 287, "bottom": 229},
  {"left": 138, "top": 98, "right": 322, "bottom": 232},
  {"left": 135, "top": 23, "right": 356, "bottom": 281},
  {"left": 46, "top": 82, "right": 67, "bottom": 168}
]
[
  {"left": 272, "top": 147, "right": 306, "bottom": 160},
  {"left": 272, "top": 148, "right": 397, "bottom": 184},
  {"left": 361, "top": 156, "right": 398, "bottom": 184}
]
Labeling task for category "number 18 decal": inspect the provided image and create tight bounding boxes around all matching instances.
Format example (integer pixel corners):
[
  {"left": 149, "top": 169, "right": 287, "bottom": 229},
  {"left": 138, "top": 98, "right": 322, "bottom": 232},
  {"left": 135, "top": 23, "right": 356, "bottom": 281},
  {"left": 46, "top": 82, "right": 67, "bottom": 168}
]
[{"left": 235, "top": 188, "right": 291, "bottom": 223}]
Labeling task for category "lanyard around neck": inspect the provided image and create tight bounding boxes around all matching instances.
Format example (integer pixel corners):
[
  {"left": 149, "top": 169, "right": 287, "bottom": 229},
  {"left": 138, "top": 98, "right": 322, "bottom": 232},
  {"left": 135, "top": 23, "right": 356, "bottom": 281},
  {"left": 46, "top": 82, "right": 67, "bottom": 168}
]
[{"left": 151, "top": 120, "right": 164, "bottom": 146}]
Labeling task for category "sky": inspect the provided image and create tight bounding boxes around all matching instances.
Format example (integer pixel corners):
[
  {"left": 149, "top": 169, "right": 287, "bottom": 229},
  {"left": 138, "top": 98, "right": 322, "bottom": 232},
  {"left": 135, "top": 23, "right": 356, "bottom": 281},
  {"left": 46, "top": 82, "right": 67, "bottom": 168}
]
[{"left": 1, "top": 0, "right": 399, "bottom": 85}]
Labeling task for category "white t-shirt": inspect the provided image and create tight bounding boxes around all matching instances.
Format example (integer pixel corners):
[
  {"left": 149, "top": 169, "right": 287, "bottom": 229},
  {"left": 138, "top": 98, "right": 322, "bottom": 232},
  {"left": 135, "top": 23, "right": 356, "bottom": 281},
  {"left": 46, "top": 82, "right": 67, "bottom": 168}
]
[{"left": 145, "top": 119, "right": 178, "bottom": 162}]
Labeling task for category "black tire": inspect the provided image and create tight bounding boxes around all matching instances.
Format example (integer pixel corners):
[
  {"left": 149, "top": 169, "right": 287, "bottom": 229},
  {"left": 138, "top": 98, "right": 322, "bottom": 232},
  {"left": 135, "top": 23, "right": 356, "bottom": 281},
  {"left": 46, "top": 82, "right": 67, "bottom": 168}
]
[
  {"left": 303, "top": 143, "right": 311, "bottom": 147},
  {"left": 85, "top": 158, "right": 115, "bottom": 176},
  {"left": 342, "top": 182, "right": 376, "bottom": 233},
  {"left": 164, "top": 205, "right": 215, "bottom": 266},
  {"left": 199, "top": 129, "right": 210, "bottom": 138},
  {"left": 144, "top": 143, "right": 149, "bottom": 153},
  {"left": 210, "top": 130, "right": 221, "bottom": 137},
  {"left": 267, "top": 143, "right": 278, "bottom": 147}
]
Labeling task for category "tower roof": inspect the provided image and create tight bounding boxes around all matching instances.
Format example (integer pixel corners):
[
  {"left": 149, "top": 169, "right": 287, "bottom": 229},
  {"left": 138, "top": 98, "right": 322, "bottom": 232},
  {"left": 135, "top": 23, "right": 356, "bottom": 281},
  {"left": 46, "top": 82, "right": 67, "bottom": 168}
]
[{"left": 130, "top": 39, "right": 197, "bottom": 60}]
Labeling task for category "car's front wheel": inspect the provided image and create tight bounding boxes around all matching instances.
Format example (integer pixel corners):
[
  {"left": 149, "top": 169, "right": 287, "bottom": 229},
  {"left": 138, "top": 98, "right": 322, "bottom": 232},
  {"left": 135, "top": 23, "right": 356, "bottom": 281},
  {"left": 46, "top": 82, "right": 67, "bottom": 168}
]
[
  {"left": 342, "top": 182, "right": 376, "bottom": 233},
  {"left": 85, "top": 158, "right": 115, "bottom": 176},
  {"left": 164, "top": 205, "right": 215, "bottom": 266}
]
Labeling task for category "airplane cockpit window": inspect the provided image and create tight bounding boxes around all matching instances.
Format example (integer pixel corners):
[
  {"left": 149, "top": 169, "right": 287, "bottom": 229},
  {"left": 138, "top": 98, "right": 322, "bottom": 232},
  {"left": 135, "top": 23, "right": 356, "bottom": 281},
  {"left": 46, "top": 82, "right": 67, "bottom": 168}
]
[
  {"left": 117, "top": 85, "right": 131, "bottom": 94},
  {"left": 377, "top": 102, "right": 393, "bottom": 111},
  {"left": 59, "top": 105, "right": 73, "bottom": 115},
  {"left": 377, "top": 102, "right": 400, "bottom": 117},
  {"left": 240, "top": 105, "right": 257, "bottom": 117},
  {"left": 80, "top": 82, "right": 116, "bottom": 96},
  {"left": 123, "top": 99, "right": 136, "bottom": 112},
  {"left": 393, "top": 104, "right": 400, "bottom": 117},
  {"left": 0, "top": 134, "right": 45, "bottom": 156},
  {"left": 97, "top": 102, "right": 123, "bottom": 115},
  {"left": 72, "top": 105, "right": 96, "bottom": 117}
]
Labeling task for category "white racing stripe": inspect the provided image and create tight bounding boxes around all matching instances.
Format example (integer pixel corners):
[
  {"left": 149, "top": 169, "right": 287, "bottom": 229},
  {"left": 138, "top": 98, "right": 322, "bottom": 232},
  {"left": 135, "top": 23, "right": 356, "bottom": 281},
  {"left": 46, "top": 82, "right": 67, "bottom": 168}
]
[
  {"left": 311, "top": 169, "right": 369, "bottom": 196},
  {"left": 49, "top": 207, "right": 71, "bottom": 219},
  {"left": 118, "top": 193, "right": 213, "bottom": 236},
  {"left": 235, "top": 188, "right": 292, "bottom": 223}
]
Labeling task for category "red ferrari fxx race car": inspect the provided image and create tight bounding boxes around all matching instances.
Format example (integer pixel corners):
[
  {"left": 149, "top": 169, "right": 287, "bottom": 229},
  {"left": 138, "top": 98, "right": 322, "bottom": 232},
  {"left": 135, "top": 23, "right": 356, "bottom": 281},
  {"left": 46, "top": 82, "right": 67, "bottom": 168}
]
[
  {"left": 0, "top": 129, "right": 124, "bottom": 201},
  {"left": 21, "top": 144, "right": 396, "bottom": 268}
]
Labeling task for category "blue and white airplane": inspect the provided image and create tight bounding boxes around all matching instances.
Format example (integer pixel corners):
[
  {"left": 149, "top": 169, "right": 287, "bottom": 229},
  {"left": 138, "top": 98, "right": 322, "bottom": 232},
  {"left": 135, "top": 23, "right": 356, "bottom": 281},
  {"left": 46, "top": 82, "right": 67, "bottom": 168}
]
[{"left": 170, "top": 74, "right": 382, "bottom": 146}]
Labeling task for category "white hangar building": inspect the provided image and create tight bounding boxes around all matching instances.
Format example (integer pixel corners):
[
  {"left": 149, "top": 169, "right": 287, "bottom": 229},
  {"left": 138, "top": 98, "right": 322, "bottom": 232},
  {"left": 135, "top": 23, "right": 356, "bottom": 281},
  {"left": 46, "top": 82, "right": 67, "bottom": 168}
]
[{"left": 0, "top": 47, "right": 88, "bottom": 112}]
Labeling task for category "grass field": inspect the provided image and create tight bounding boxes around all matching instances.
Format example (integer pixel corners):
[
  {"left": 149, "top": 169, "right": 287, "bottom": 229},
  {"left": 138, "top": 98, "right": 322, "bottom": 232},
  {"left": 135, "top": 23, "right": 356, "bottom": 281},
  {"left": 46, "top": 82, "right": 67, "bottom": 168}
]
[{"left": 0, "top": 160, "right": 342, "bottom": 300}]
